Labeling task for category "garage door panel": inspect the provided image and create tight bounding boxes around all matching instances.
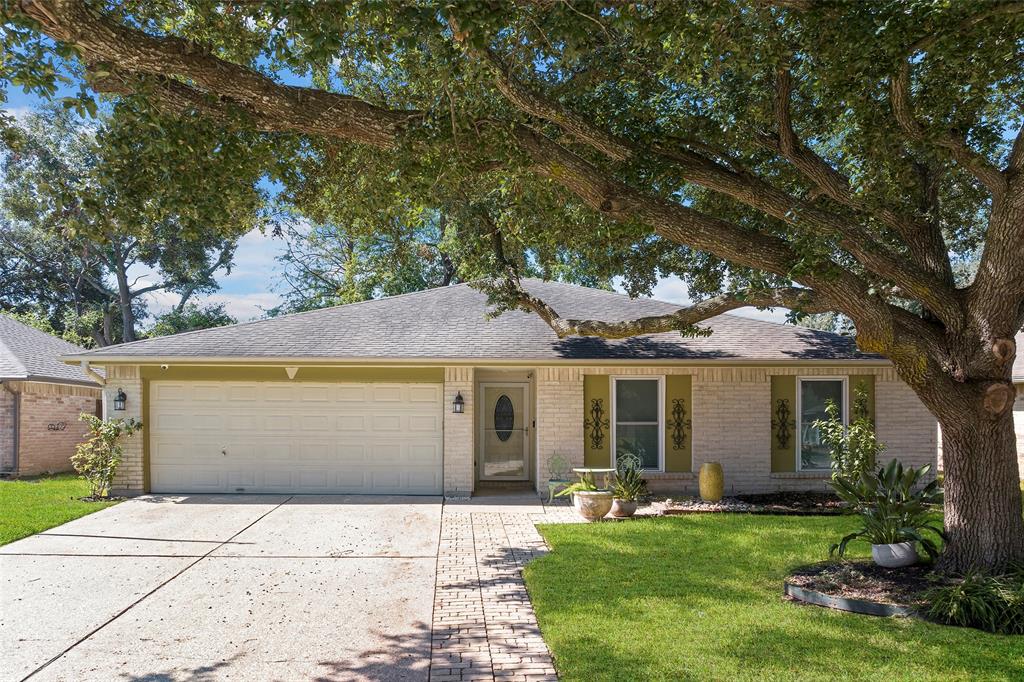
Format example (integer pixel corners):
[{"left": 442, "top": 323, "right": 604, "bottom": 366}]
[
  {"left": 149, "top": 381, "right": 443, "bottom": 494},
  {"left": 336, "top": 385, "right": 367, "bottom": 401}
]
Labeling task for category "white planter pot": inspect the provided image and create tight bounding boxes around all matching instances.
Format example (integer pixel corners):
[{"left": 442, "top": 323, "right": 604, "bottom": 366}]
[
  {"left": 573, "top": 491, "right": 613, "bottom": 521},
  {"left": 610, "top": 499, "right": 637, "bottom": 518},
  {"left": 871, "top": 541, "right": 918, "bottom": 568}
]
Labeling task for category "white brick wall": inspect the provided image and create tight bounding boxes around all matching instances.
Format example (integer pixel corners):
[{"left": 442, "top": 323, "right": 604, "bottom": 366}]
[
  {"left": 104, "top": 366, "right": 145, "bottom": 494},
  {"left": 443, "top": 367, "right": 474, "bottom": 497},
  {"left": 535, "top": 367, "right": 584, "bottom": 493}
]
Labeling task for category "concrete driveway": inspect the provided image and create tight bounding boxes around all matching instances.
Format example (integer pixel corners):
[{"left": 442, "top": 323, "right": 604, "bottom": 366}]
[{"left": 0, "top": 495, "right": 442, "bottom": 682}]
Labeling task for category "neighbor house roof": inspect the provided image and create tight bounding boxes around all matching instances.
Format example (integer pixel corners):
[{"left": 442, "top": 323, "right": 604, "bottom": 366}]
[
  {"left": 0, "top": 314, "right": 100, "bottom": 385},
  {"left": 64, "top": 279, "right": 880, "bottom": 364}
]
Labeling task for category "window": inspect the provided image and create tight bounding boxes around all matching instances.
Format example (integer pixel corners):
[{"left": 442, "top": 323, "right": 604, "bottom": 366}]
[
  {"left": 613, "top": 378, "right": 662, "bottom": 470},
  {"left": 798, "top": 378, "right": 846, "bottom": 471}
]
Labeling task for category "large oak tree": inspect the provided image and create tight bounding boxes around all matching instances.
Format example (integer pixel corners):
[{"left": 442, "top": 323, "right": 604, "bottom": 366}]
[{"left": 3, "top": 0, "right": 1023, "bottom": 572}]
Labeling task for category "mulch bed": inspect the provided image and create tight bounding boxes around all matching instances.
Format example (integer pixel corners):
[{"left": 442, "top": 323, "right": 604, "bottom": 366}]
[
  {"left": 75, "top": 496, "right": 127, "bottom": 503},
  {"left": 787, "top": 560, "right": 933, "bottom": 607},
  {"left": 659, "top": 491, "right": 847, "bottom": 516}
]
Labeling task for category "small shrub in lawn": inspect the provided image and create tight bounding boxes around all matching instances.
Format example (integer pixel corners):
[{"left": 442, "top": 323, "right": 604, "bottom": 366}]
[
  {"left": 924, "top": 565, "right": 1024, "bottom": 634},
  {"left": 71, "top": 414, "right": 143, "bottom": 499}
]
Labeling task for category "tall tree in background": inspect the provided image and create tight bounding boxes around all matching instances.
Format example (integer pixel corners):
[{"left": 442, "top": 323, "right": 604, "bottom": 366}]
[
  {"left": 4, "top": 1, "right": 1024, "bottom": 573},
  {"left": 0, "top": 105, "right": 269, "bottom": 342}
]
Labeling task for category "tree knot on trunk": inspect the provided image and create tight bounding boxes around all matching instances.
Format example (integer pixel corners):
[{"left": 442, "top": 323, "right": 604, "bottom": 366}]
[
  {"left": 981, "top": 382, "right": 1015, "bottom": 418},
  {"left": 991, "top": 337, "right": 1016, "bottom": 367}
]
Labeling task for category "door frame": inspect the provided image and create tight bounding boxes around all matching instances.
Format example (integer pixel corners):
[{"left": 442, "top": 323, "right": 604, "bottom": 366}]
[{"left": 477, "top": 381, "right": 532, "bottom": 482}]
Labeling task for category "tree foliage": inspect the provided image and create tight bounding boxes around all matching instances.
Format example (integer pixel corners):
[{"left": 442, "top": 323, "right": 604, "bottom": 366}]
[
  {"left": 149, "top": 301, "right": 236, "bottom": 337},
  {"left": 0, "top": 105, "right": 268, "bottom": 342}
]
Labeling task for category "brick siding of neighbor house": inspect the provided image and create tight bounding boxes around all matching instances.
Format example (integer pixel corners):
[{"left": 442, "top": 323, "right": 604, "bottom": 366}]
[
  {"left": 103, "top": 366, "right": 145, "bottom": 494},
  {"left": 443, "top": 367, "right": 475, "bottom": 497},
  {"left": 534, "top": 366, "right": 938, "bottom": 495},
  {"left": 0, "top": 387, "right": 14, "bottom": 472},
  {"left": 10, "top": 381, "right": 100, "bottom": 476}
]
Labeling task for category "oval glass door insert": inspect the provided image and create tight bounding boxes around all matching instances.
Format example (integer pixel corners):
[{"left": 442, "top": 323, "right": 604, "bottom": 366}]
[{"left": 494, "top": 394, "right": 514, "bottom": 442}]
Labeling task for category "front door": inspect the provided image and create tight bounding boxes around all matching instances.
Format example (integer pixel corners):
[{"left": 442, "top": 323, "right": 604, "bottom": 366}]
[{"left": 478, "top": 383, "right": 530, "bottom": 481}]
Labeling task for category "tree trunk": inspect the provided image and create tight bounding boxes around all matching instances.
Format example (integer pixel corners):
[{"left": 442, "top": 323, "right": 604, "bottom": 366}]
[
  {"left": 111, "top": 255, "right": 136, "bottom": 343},
  {"left": 934, "top": 396, "right": 1024, "bottom": 574}
]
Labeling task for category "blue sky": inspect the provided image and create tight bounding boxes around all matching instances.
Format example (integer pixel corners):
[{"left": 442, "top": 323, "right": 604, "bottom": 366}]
[{"left": 3, "top": 86, "right": 789, "bottom": 325}]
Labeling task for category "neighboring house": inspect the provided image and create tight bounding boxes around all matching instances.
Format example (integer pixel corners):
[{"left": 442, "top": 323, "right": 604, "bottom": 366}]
[
  {"left": 0, "top": 315, "right": 102, "bottom": 477},
  {"left": 61, "top": 280, "right": 937, "bottom": 497}
]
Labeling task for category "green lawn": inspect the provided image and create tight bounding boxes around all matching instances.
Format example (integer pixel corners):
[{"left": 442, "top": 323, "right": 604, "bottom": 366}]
[
  {"left": 526, "top": 514, "right": 1024, "bottom": 681},
  {"left": 0, "top": 473, "right": 119, "bottom": 546}
]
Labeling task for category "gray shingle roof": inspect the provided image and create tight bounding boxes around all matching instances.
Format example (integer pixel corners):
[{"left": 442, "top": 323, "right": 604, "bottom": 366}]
[
  {"left": 67, "top": 279, "right": 878, "bottom": 363},
  {"left": 0, "top": 314, "right": 100, "bottom": 385}
]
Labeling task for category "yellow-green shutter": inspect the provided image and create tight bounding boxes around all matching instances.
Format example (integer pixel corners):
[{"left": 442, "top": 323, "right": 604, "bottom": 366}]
[
  {"left": 770, "top": 375, "right": 797, "bottom": 472},
  {"left": 848, "top": 375, "right": 876, "bottom": 423},
  {"left": 583, "top": 375, "right": 611, "bottom": 467},
  {"left": 664, "top": 375, "right": 693, "bottom": 472}
]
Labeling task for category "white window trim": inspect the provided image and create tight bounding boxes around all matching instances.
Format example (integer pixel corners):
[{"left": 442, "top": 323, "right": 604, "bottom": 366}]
[
  {"left": 610, "top": 376, "right": 665, "bottom": 472},
  {"left": 796, "top": 376, "right": 848, "bottom": 472}
]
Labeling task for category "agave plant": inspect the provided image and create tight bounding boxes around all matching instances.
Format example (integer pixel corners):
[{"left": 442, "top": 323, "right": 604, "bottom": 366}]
[
  {"left": 612, "top": 453, "right": 648, "bottom": 502},
  {"left": 829, "top": 459, "right": 946, "bottom": 559}
]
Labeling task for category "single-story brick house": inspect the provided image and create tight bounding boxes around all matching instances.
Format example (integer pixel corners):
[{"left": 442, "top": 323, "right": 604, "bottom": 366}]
[
  {"left": 62, "top": 280, "right": 938, "bottom": 497},
  {"left": 1, "top": 315, "right": 102, "bottom": 477}
]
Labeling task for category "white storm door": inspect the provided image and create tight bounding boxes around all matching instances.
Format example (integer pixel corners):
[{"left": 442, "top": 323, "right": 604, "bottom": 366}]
[{"left": 478, "top": 382, "right": 530, "bottom": 481}]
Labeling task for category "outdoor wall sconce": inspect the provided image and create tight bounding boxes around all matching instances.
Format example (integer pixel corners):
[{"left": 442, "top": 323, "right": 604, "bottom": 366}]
[
  {"left": 113, "top": 388, "right": 127, "bottom": 411},
  {"left": 452, "top": 392, "right": 465, "bottom": 414}
]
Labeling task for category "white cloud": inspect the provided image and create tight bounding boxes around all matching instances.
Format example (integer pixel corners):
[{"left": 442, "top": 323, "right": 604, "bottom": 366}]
[{"left": 201, "top": 292, "right": 283, "bottom": 321}]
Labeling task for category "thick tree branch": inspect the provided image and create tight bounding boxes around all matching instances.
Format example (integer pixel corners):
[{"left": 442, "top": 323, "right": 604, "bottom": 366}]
[
  {"left": 18, "top": 0, "right": 420, "bottom": 147},
  {"left": 890, "top": 61, "right": 1006, "bottom": 197},
  {"left": 476, "top": 44, "right": 960, "bottom": 325},
  {"left": 767, "top": 67, "right": 955, "bottom": 293},
  {"left": 508, "top": 281, "right": 827, "bottom": 339},
  {"left": 1009, "top": 124, "right": 1024, "bottom": 174}
]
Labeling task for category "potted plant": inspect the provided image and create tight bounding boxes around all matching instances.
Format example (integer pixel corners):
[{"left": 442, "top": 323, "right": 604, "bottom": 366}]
[
  {"left": 610, "top": 454, "right": 647, "bottom": 518},
  {"left": 829, "top": 459, "right": 945, "bottom": 568},
  {"left": 556, "top": 471, "right": 613, "bottom": 521}
]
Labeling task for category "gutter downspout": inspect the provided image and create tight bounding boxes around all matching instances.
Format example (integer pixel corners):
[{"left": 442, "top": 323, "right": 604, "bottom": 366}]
[
  {"left": 0, "top": 381, "right": 19, "bottom": 477},
  {"left": 81, "top": 361, "right": 107, "bottom": 387}
]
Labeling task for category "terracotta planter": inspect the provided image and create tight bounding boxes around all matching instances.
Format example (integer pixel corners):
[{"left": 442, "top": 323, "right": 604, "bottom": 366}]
[
  {"left": 871, "top": 541, "right": 918, "bottom": 568},
  {"left": 610, "top": 499, "right": 637, "bottom": 518},
  {"left": 573, "top": 490, "right": 613, "bottom": 521},
  {"left": 699, "top": 461, "right": 724, "bottom": 502}
]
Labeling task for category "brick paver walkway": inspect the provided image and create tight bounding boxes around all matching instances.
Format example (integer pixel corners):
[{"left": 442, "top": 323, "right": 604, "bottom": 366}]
[{"left": 429, "top": 501, "right": 579, "bottom": 681}]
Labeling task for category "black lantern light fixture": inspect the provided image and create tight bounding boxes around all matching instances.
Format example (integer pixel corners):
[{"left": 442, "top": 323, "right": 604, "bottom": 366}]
[
  {"left": 452, "top": 391, "right": 465, "bottom": 414},
  {"left": 113, "top": 388, "right": 127, "bottom": 411}
]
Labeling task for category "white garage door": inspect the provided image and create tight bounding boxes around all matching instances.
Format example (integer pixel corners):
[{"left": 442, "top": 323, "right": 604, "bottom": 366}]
[{"left": 149, "top": 381, "right": 443, "bottom": 494}]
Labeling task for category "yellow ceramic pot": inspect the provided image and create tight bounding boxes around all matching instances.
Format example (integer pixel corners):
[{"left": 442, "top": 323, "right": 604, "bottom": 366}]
[{"left": 699, "top": 462, "right": 724, "bottom": 502}]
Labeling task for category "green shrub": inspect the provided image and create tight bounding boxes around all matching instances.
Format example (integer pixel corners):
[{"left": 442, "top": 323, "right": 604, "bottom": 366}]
[
  {"left": 829, "top": 459, "right": 945, "bottom": 559},
  {"left": 71, "top": 415, "right": 143, "bottom": 498},
  {"left": 813, "top": 384, "right": 885, "bottom": 481},
  {"left": 924, "top": 566, "right": 1024, "bottom": 634},
  {"left": 555, "top": 470, "right": 602, "bottom": 497}
]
